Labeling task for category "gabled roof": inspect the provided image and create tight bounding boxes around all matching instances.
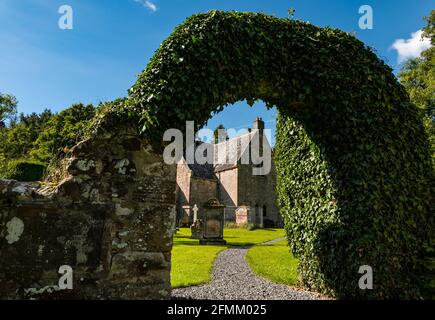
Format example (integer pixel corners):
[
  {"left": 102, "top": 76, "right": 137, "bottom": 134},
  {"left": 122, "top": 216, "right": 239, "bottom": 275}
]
[
  {"left": 187, "top": 162, "right": 216, "bottom": 179},
  {"left": 180, "top": 130, "right": 272, "bottom": 177}
]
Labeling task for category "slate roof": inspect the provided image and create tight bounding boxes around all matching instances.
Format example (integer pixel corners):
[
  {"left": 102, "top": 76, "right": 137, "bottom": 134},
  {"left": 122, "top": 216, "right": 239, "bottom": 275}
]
[
  {"left": 182, "top": 130, "right": 271, "bottom": 177},
  {"left": 187, "top": 162, "right": 216, "bottom": 179},
  {"left": 213, "top": 132, "right": 253, "bottom": 172}
]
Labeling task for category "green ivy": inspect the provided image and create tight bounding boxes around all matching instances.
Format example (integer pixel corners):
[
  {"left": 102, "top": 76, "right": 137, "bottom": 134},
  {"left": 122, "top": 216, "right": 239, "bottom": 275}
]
[{"left": 98, "top": 11, "right": 433, "bottom": 298}]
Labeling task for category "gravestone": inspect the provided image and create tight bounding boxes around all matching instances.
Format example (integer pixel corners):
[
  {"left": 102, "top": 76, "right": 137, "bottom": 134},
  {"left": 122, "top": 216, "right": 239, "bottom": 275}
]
[
  {"left": 199, "top": 198, "right": 226, "bottom": 245},
  {"left": 190, "top": 204, "right": 202, "bottom": 239},
  {"left": 192, "top": 204, "right": 198, "bottom": 223},
  {"left": 235, "top": 206, "right": 250, "bottom": 226}
]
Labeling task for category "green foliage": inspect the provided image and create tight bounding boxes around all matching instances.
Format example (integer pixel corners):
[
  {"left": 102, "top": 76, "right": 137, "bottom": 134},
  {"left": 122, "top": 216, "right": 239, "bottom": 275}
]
[
  {"left": 213, "top": 124, "right": 228, "bottom": 143},
  {"left": 0, "top": 92, "right": 17, "bottom": 127},
  {"left": 2, "top": 160, "right": 46, "bottom": 181},
  {"left": 423, "top": 10, "right": 434, "bottom": 45},
  {"left": 31, "top": 103, "right": 96, "bottom": 162},
  {"left": 0, "top": 109, "right": 53, "bottom": 176},
  {"left": 398, "top": 10, "right": 434, "bottom": 168},
  {"left": 399, "top": 54, "right": 434, "bottom": 114},
  {"left": 224, "top": 222, "right": 258, "bottom": 230},
  {"left": 287, "top": 8, "right": 296, "bottom": 20},
  {"left": 421, "top": 239, "right": 435, "bottom": 299},
  {"left": 398, "top": 10, "right": 435, "bottom": 298},
  {"left": 123, "top": 11, "right": 433, "bottom": 298},
  {"left": 0, "top": 103, "right": 96, "bottom": 179}
]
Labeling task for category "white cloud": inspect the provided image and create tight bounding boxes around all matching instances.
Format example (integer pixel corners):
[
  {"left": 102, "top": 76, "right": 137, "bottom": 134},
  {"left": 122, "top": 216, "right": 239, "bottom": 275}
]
[
  {"left": 134, "top": 0, "right": 158, "bottom": 12},
  {"left": 391, "top": 30, "right": 431, "bottom": 63}
]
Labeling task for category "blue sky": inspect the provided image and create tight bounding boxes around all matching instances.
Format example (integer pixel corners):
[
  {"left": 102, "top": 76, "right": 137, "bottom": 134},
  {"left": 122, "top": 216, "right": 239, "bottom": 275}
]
[{"left": 0, "top": 0, "right": 433, "bottom": 144}]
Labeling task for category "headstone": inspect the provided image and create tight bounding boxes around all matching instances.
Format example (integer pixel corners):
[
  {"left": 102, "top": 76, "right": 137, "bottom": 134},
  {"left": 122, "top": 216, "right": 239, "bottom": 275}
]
[
  {"left": 235, "top": 206, "right": 249, "bottom": 226},
  {"left": 192, "top": 204, "right": 198, "bottom": 223},
  {"left": 200, "top": 198, "right": 226, "bottom": 245},
  {"left": 179, "top": 205, "right": 191, "bottom": 226},
  {"left": 258, "top": 206, "right": 264, "bottom": 228},
  {"left": 190, "top": 204, "right": 202, "bottom": 239}
]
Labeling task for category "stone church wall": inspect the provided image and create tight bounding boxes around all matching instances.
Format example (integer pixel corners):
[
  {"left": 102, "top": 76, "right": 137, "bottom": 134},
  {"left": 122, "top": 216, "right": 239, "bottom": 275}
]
[
  {"left": 237, "top": 163, "right": 281, "bottom": 226},
  {"left": 216, "top": 168, "right": 238, "bottom": 207},
  {"left": 190, "top": 178, "right": 218, "bottom": 216},
  {"left": 176, "top": 161, "right": 191, "bottom": 207}
]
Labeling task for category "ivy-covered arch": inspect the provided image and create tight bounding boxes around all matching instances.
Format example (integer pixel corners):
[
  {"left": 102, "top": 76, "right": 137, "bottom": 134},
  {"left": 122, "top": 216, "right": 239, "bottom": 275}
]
[{"left": 100, "top": 11, "right": 432, "bottom": 299}]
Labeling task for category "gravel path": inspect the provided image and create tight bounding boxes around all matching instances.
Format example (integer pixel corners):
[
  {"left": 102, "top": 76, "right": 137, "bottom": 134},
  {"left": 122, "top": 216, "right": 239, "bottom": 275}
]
[
  {"left": 172, "top": 244, "right": 323, "bottom": 300},
  {"left": 263, "top": 237, "right": 286, "bottom": 244}
]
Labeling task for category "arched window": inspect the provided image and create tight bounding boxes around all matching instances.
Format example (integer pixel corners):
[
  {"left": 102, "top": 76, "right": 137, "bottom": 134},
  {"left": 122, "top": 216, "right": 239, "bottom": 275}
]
[{"left": 263, "top": 205, "right": 267, "bottom": 217}]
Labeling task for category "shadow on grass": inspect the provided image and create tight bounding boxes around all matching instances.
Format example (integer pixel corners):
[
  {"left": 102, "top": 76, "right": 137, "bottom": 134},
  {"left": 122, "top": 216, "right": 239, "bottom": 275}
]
[
  {"left": 174, "top": 240, "right": 224, "bottom": 246},
  {"left": 174, "top": 240, "right": 260, "bottom": 247}
]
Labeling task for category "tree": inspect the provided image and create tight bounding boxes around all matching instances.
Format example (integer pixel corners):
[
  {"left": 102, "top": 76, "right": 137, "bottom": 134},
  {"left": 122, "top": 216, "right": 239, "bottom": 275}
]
[
  {"left": 0, "top": 93, "right": 17, "bottom": 127},
  {"left": 287, "top": 8, "right": 296, "bottom": 20},
  {"left": 213, "top": 124, "right": 228, "bottom": 144},
  {"left": 423, "top": 9, "right": 434, "bottom": 45},
  {"left": 398, "top": 9, "right": 435, "bottom": 300},
  {"left": 0, "top": 102, "right": 96, "bottom": 180},
  {"left": 31, "top": 103, "right": 96, "bottom": 162},
  {"left": 398, "top": 10, "right": 434, "bottom": 164}
]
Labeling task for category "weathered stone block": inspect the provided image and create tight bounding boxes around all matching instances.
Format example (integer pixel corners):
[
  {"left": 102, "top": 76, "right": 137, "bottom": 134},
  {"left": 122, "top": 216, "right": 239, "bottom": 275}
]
[{"left": 0, "top": 128, "right": 177, "bottom": 300}]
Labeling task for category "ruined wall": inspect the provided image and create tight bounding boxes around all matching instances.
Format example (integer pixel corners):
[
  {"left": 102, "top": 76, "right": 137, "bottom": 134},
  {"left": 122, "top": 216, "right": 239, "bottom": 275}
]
[{"left": 0, "top": 127, "right": 177, "bottom": 299}]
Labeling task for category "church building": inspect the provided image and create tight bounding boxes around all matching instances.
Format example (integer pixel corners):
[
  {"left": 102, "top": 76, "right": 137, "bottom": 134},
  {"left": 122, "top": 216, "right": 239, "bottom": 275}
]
[{"left": 175, "top": 117, "right": 282, "bottom": 227}]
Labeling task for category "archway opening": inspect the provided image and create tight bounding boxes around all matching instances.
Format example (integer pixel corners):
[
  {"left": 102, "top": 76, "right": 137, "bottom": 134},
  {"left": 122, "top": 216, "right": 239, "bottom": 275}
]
[
  {"left": 2, "top": 10, "right": 430, "bottom": 300},
  {"left": 171, "top": 100, "right": 294, "bottom": 299},
  {"left": 122, "top": 11, "right": 432, "bottom": 299}
]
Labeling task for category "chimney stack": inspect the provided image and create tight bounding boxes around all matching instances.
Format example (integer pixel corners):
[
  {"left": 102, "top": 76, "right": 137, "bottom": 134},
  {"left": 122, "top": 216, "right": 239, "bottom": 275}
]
[
  {"left": 252, "top": 117, "right": 264, "bottom": 160},
  {"left": 252, "top": 117, "right": 264, "bottom": 131}
]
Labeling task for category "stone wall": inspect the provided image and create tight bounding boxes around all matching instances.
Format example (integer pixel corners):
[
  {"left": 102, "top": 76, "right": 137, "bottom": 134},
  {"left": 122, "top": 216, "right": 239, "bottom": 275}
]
[
  {"left": 216, "top": 168, "right": 238, "bottom": 207},
  {"left": 237, "top": 162, "right": 281, "bottom": 227},
  {"left": 190, "top": 177, "right": 217, "bottom": 217},
  {"left": 176, "top": 160, "right": 191, "bottom": 207},
  {"left": 0, "top": 126, "right": 177, "bottom": 299}
]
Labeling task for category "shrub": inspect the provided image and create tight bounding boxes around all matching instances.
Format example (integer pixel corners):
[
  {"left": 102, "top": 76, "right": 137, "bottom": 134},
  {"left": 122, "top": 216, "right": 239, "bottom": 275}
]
[
  {"left": 223, "top": 221, "right": 240, "bottom": 229},
  {"left": 224, "top": 222, "right": 258, "bottom": 230},
  {"left": 2, "top": 160, "right": 46, "bottom": 181}
]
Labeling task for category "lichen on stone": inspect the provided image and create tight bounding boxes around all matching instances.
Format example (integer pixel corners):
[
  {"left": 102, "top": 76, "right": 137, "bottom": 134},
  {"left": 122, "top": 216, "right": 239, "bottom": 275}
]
[
  {"left": 5, "top": 217, "right": 24, "bottom": 244},
  {"left": 114, "top": 159, "right": 130, "bottom": 175},
  {"left": 115, "top": 203, "right": 134, "bottom": 216},
  {"left": 76, "top": 159, "right": 95, "bottom": 172}
]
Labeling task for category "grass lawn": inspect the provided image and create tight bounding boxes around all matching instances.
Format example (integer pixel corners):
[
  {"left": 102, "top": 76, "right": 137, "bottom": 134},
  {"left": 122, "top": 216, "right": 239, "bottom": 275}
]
[
  {"left": 245, "top": 240, "right": 299, "bottom": 286},
  {"left": 171, "top": 228, "right": 285, "bottom": 288}
]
